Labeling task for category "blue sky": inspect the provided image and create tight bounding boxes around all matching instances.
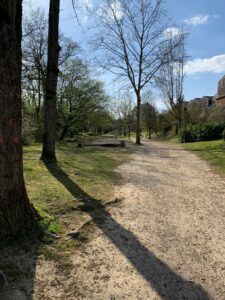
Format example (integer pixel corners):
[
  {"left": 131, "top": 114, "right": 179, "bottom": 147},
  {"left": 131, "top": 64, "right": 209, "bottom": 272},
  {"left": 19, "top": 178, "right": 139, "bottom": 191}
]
[
  {"left": 25, "top": 0, "right": 225, "bottom": 105},
  {"left": 165, "top": 0, "right": 225, "bottom": 100}
]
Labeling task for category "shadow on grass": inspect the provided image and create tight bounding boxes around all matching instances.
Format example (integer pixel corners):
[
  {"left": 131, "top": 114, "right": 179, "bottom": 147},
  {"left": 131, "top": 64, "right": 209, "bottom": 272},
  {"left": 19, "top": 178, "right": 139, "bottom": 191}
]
[{"left": 44, "top": 161, "right": 211, "bottom": 300}]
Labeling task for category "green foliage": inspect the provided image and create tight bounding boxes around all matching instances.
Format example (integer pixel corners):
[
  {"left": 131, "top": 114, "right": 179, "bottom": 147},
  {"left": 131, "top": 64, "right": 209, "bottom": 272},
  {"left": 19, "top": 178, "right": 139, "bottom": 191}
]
[
  {"left": 22, "top": 98, "right": 43, "bottom": 145},
  {"left": 157, "top": 111, "right": 173, "bottom": 136},
  {"left": 57, "top": 59, "right": 110, "bottom": 139},
  {"left": 178, "top": 122, "right": 225, "bottom": 143}
]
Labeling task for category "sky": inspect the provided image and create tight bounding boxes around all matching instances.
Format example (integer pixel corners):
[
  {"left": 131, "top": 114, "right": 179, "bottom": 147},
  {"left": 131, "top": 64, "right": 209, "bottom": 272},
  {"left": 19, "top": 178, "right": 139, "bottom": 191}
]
[
  {"left": 24, "top": 0, "right": 225, "bottom": 107},
  {"left": 165, "top": 0, "right": 225, "bottom": 101}
]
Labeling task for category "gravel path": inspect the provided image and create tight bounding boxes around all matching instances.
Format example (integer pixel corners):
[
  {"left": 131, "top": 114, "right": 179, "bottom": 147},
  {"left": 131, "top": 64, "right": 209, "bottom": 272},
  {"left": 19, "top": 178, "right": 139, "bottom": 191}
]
[
  {"left": 7, "top": 140, "right": 224, "bottom": 299},
  {"left": 63, "top": 140, "right": 225, "bottom": 299}
]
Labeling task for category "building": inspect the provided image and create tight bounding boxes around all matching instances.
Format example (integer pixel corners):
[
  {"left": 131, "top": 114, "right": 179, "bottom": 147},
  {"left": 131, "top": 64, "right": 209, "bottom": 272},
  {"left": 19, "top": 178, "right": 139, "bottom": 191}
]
[
  {"left": 216, "top": 75, "right": 225, "bottom": 105},
  {"left": 188, "top": 96, "right": 215, "bottom": 108}
]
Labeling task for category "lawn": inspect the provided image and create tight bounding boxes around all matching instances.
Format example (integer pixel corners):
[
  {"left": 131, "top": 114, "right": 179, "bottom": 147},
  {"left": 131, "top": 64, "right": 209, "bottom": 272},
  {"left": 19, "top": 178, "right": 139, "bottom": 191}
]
[
  {"left": 23, "top": 141, "right": 132, "bottom": 237},
  {"left": 183, "top": 139, "right": 225, "bottom": 174}
]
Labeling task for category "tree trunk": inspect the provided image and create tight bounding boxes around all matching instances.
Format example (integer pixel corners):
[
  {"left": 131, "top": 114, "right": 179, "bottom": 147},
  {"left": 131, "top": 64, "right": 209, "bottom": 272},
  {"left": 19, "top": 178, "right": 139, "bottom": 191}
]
[
  {"left": 0, "top": 0, "right": 41, "bottom": 240},
  {"left": 123, "top": 127, "right": 127, "bottom": 137},
  {"left": 136, "top": 92, "right": 141, "bottom": 145},
  {"left": 41, "top": 0, "right": 60, "bottom": 161},
  {"left": 148, "top": 127, "right": 151, "bottom": 139},
  {"left": 128, "top": 126, "right": 131, "bottom": 139},
  {"left": 175, "top": 123, "right": 179, "bottom": 135},
  {"left": 59, "top": 125, "right": 69, "bottom": 141}
]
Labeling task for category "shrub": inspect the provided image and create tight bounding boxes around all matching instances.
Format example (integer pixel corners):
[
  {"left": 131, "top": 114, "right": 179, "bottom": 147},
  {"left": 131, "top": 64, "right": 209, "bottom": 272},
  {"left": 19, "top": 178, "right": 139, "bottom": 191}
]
[{"left": 178, "top": 122, "right": 225, "bottom": 143}]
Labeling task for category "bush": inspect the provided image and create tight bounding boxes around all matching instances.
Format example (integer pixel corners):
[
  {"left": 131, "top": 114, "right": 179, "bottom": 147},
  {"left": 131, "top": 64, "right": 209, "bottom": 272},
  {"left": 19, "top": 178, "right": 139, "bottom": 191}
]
[
  {"left": 178, "top": 128, "right": 196, "bottom": 143},
  {"left": 178, "top": 122, "right": 225, "bottom": 143}
]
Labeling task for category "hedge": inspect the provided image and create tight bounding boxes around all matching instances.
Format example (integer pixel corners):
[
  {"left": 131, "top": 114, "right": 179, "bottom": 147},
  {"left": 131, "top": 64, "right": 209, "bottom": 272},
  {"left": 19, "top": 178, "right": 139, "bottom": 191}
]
[{"left": 179, "top": 122, "right": 225, "bottom": 143}]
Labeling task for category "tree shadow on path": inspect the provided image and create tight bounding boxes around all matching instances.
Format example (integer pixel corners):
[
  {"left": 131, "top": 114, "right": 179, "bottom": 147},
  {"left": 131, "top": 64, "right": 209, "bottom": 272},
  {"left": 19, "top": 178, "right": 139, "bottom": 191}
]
[{"left": 45, "top": 162, "right": 211, "bottom": 300}]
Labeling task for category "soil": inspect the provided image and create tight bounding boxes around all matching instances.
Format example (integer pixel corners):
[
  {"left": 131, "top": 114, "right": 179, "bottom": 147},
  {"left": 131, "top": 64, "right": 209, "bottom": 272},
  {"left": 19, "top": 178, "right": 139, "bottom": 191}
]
[{"left": 1, "top": 140, "right": 225, "bottom": 299}]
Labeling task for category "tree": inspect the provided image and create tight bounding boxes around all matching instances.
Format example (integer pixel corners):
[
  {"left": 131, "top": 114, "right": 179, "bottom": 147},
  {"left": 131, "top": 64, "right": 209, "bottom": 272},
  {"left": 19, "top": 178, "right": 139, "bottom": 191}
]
[
  {"left": 114, "top": 95, "right": 134, "bottom": 138},
  {"left": 0, "top": 0, "right": 40, "bottom": 239},
  {"left": 93, "top": 0, "right": 184, "bottom": 144},
  {"left": 22, "top": 7, "right": 77, "bottom": 144},
  {"left": 41, "top": 0, "right": 60, "bottom": 161},
  {"left": 22, "top": 8, "right": 48, "bottom": 118},
  {"left": 157, "top": 30, "right": 186, "bottom": 134},
  {"left": 142, "top": 91, "right": 157, "bottom": 139},
  {"left": 57, "top": 59, "right": 109, "bottom": 139},
  {"left": 88, "top": 109, "right": 113, "bottom": 135}
]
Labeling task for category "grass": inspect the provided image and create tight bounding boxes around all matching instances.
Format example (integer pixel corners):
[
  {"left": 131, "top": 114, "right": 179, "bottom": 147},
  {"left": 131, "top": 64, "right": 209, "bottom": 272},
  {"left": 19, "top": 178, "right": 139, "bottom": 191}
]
[
  {"left": 24, "top": 139, "right": 131, "bottom": 240},
  {"left": 183, "top": 140, "right": 225, "bottom": 174}
]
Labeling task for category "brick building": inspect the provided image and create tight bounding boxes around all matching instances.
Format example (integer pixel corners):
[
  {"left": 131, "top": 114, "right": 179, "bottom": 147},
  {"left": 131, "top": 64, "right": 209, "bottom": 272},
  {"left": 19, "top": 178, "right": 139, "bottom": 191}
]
[
  {"left": 216, "top": 75, "right": 225, "bottom": 105},
  {"left": 188, "top": 96, "right": 215, "bottom": 108}
]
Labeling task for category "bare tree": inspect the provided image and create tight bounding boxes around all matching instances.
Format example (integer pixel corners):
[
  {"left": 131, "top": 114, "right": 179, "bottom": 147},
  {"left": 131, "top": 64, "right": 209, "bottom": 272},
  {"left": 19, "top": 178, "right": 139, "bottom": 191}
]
[
  {"left": 0, "top": 0, "right": 40, "bottom": 239},
  {"left": 117, "top": 95, "right": 134, "bottom": 138},
  {"left": 157, "top": 30, "right": 186, "bottom": 134},
  {"left": 22, "top": 7, "right": 78, "bottom": 121},
  {"left": 142, "top": 91, "right": 157, "bottom": 139},
  {"left": 41, "top": 0, "right": 60, "bottom": 161},
  {"left": 22, "top": 8, "right": 48, "bottom": 117},
  {"left": 92, "top": 0, "right": 184, "bottom": 144}
]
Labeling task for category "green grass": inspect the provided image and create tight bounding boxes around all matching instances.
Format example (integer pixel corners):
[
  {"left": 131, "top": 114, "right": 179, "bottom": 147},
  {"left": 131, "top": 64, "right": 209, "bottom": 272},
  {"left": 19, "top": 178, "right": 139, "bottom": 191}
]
[
  {"left": 184, "top": 140, "right": 225, "bottom": 174},
  {"left": 23, "top": 142, "right": 132, "bottom": 236}
]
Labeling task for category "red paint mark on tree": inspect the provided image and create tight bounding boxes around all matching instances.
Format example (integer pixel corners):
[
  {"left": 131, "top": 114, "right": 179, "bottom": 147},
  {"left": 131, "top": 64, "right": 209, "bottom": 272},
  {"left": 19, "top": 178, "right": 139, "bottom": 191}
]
[
  {"left": 0, "top": 136, "right": 4, "bottom": 144},
  {"left": 13, "top": 136, "right": 19, "bottom": 144}
]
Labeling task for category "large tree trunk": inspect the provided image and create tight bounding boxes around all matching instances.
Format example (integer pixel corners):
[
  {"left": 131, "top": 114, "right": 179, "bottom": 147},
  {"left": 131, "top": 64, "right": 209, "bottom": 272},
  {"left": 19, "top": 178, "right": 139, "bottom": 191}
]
[
  {"left": 136, "top": 91, "right": 141, "bottom": 145},
  {"left": 41, "top": 0, "right": 60, "bottom": 161},
  {"left": 0, "top": 0, "right": 40, "bottom": 240}
]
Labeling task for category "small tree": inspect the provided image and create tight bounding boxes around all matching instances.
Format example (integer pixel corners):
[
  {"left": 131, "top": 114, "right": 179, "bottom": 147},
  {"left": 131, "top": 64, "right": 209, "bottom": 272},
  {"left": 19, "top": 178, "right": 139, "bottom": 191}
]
[
  {"left": 157, "top": 29, "right": 187, "bottom": 134},
  {"left": 142, "top": 91, "right": 157, "bottom": 139},
  {"left": 117, "top": 96, "right": 134, "bottom": 138}
]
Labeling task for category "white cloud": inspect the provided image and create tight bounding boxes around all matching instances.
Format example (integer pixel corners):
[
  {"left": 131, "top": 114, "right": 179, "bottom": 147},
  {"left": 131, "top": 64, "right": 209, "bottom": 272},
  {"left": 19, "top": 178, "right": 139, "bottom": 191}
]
[
  {"left": 183, "top": 14, "right": 209, "bottom": 26},
  {"left": 164, "top": 27, "right": 183, "bottom": 37},
  {"left": 185, "top": 54, "right": 225, "bottom": 75}
]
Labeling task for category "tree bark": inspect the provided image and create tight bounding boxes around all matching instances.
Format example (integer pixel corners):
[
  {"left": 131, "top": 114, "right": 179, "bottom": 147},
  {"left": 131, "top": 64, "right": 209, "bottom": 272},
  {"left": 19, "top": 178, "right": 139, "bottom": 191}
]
[
  {"left": 41, "top": 0, "right": 60, "bottom": 161},
  {"left": 0, "top": 0, "right": 41, "bottom": 240},
  {"left": 136, "top": 92, "right": 141, "bottom": 145}
]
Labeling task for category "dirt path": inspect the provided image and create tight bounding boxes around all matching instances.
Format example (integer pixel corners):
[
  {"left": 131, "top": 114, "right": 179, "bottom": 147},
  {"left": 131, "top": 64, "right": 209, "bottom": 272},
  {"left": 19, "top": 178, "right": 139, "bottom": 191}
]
[
  {"left": 3, "top": 140, "right": 225, "bottom": 299},
  {"left": 63, "top": 140, "right": 224, "bottom": 300}
]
